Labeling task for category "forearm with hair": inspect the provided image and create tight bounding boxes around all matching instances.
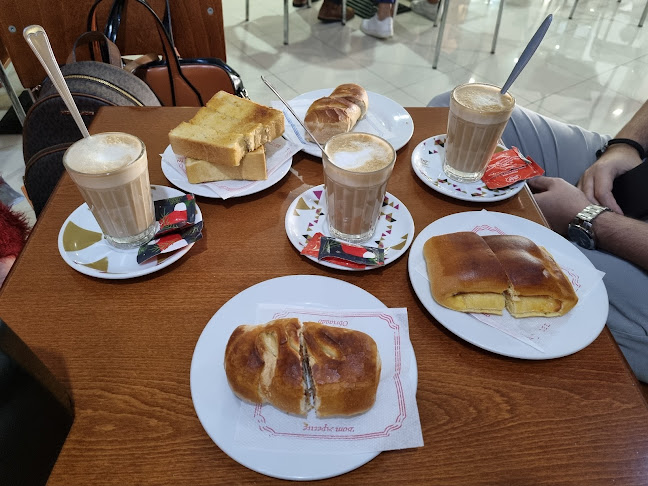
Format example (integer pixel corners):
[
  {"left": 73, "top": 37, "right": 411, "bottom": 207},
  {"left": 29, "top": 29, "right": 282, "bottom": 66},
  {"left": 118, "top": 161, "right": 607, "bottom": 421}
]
[
  {"left": 615, "top": 100, "right": 648, "bottom": 150},
  {"left": 592, "top": 211, "right": 648, "bottom": 271}
]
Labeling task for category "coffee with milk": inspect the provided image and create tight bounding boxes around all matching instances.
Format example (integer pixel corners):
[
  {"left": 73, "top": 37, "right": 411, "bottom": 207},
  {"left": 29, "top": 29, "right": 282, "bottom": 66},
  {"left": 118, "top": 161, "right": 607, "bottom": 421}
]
[
  {"left": 444, "top": 83, "right": 515, "bottom": 183},
  {"left": 63, "top": 132, "right": 155, "bottom": 249},
  {"left": 323, "top": 133, "right": 396, "bottom": 243}
]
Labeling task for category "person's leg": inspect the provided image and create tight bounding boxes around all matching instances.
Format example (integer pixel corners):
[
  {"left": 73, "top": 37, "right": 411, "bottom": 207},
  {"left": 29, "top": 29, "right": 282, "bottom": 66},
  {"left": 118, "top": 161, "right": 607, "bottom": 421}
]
[
  {"left": 427, "top": 92, "right": 610, "bottom": 185},
  {"left": 361, "top": 0, "right": 395, "bottom": 39}
]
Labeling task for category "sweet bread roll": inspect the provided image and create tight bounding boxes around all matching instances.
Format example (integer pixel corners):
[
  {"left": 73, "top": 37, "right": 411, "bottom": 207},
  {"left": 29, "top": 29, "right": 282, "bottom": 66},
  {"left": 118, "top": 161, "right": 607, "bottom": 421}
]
[
  {"left": 423, "top": 231, "right": 510, "bottom": 314},
  {"left": 224, "top": 319, "right": 381, "bottom": 417},
  {"left": 482, "top": 235, "right": 578, "bottom": 317},
  {"left": 224, "top": 318, "right": 308, "bottom": 416},
  {"left": 329, "top": 83, "right": 369, "bottom": 117},
  {"left": 304, "top": 96, "right": 362, "bottom": 145},
  {"left": 302, "top": 321, "right": 381, "bottom": 418}
]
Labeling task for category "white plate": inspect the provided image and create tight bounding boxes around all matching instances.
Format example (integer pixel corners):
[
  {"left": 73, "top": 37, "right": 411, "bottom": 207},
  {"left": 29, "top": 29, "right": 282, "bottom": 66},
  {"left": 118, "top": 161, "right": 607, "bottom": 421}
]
[
  {"left": 407, "top": 211, "right": 608, "bottom": 360},
  {"left": 161, "top": 145, "right": 293, "bottom": 199},
  {"left": 285, "top": 184, "right": 415, "bottom": 271},
  {"left": 190, "top": 275, "right": 414, "bottom": 480},
  {"left": 283, "top": 89, "right": 414, "bottom": 158},
  {"left": 411, "top": 135, "right": 525, "bottom": 202},
  {"left": 58, "top": 185, "right": 201, "bottom": 279}
]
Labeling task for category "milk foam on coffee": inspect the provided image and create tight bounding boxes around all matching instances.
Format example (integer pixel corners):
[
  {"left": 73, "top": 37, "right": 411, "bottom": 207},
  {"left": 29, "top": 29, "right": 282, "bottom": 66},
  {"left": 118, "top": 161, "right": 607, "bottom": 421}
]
[
  {"left": 327, "top": 133, "right": 394, "bottom": 173},
  {"left": 65, "top": 133, "right": 145, "bottom": 189},
  {"left": 451, "top": 83, "right": 515, "bottom": 124}
]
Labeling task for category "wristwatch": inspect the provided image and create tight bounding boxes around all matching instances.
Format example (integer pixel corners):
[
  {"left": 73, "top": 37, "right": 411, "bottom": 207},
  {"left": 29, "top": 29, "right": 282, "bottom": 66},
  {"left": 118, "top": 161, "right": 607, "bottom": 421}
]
[{"left": 567, "top": 204, "right": 610, "bottom": 250}]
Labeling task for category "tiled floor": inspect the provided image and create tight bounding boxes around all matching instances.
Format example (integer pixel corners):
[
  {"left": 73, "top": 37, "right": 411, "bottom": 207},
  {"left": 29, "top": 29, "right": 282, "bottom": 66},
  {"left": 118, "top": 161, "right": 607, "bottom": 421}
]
[{"left": 1, "top": 0, "right": 648, "bottom": 228}]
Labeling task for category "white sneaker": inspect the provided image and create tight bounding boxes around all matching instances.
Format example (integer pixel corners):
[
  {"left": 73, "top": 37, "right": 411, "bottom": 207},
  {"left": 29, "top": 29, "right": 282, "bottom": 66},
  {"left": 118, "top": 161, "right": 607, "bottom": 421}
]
[
  {"left": 360, "top": 14, "right": 394, "bottom": 39},
  {"left": 411, "top": 0, "right": 438, "bottom": 21}
]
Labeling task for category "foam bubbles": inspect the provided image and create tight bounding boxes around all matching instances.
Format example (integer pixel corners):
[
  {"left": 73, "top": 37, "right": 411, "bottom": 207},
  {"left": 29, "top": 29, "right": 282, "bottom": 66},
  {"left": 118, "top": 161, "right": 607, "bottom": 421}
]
[
  {"left": 65, "top": 133, "right": 143, "bottom": 174},
  {"left": 326, "top": 133, "right": 394, "bottom": 172}
]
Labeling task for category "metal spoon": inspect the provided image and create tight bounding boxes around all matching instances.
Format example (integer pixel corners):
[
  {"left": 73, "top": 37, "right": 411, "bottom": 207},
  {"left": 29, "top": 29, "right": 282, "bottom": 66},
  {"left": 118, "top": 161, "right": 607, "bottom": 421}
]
[
  {"left": 23, "top": 25, "right": 90, "bottom": 138},
  {"left": 261, "top": 75, "right": 329, "bottom": 157},
  {"left": 500, "top": 14, "right": 552, "bottom": 95}
]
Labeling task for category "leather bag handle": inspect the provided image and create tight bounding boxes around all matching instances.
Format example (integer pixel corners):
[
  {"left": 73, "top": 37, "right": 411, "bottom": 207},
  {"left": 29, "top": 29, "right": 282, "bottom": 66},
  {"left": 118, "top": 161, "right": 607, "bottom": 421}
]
[{"left": 66, "top": 31, "right": 123, "bottom": 67}]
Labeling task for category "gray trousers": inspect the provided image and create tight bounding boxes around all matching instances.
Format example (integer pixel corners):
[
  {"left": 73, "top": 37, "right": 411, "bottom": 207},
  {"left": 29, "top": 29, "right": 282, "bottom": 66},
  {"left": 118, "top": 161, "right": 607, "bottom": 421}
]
[{"left": 429, "top": 93, "right": 648, "bottom": 382}]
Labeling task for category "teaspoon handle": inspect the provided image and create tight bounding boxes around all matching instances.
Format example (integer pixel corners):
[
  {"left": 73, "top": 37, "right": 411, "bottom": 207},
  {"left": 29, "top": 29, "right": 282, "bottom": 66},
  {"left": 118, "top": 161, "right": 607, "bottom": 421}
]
[{"left": 23, "top": 25, "right": 90, "bottom": 138}]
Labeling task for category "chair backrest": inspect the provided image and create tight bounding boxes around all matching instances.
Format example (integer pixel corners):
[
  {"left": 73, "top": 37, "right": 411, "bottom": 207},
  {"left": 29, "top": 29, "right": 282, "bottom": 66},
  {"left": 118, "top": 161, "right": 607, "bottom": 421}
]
[
  {"left": 0, "top": 317, "right": 74, "bottom": 486},
  {"left": 0, "top": 0, "right": 227, "bottom": 90}
]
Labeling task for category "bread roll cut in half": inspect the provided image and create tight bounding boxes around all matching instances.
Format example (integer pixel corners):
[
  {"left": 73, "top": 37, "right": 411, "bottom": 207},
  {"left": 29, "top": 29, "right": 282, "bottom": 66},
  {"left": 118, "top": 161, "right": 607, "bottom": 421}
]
[
  {"left": 423, "top": 231, "right": 510, "bottom": 314},
  {"left": 423, "top": 232, "right": 578, "bottom": 318},
  {"left": 304, "top": 83, "right": 369, "bottom": 145},
  {"left": 224, "top": 319, "right": 381, "bottom": 417},
  {"left": 482, "top": 235, "right": 579, "bottom": 317},
  {"left": 302, "top": 321, "right": 381, "bottom": 418}
]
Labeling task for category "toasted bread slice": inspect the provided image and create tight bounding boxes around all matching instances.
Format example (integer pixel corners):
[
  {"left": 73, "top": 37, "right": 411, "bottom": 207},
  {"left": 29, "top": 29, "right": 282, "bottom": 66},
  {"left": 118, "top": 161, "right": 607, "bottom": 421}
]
[
  {"left": 185, "top": 145, "right": 267, "bottom": 183},
  {"left": 169, "top": 122, "right": 247, "bottom": 166}
]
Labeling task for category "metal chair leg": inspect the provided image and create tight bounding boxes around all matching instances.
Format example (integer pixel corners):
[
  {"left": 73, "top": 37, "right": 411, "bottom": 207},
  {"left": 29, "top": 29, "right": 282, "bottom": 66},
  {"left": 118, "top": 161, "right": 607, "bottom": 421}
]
[
  {"left": 568, "top": 0, "right": 579, "bottom": 19},
  {"left": 245, "top": 0, "right": 249, "bottom": 21},
  {"left": 433, "top": 0, "right": 451, "bottom": 69},
  {"left": 491, "top": 0, "right": 505, "bottom": 54},
  {"left": 433, "top": 0, "right": 442, "bottom": 27},
  {"left": 0, "top": 60, "right": 25, "bottom": 126},
  {"left": 342, "top": 0, "right": 347, "bottom": 25},
  {"left": 640, "top": 0, "right": 648, "bottom": 27},
  {"left": 284, "top": 0, "right": 289, "bottom": 44}
]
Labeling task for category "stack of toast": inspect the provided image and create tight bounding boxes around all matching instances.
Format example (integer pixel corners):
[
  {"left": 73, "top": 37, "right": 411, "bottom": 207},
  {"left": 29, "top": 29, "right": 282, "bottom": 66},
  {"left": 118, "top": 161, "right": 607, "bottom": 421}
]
[{"left": 169, "top": 92, "right": 285, "bottom": 184}]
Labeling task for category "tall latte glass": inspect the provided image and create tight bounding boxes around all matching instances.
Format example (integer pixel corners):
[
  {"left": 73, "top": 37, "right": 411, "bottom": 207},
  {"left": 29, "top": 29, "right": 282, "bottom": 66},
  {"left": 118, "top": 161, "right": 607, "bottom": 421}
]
[
  {"left": 63, "top": 132, "right": 156, "bottom": 249},
  {"left": 444, "top": 82, "right": 515, "bottom": 183},
  {"left": 323, "top": 132, "right": 396, "bottom": 243}
]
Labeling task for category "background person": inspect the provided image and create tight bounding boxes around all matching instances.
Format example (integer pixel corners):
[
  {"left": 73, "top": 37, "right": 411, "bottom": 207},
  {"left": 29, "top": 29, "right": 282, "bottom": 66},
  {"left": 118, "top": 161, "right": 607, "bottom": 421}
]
[{"left": 429, "top": 91, "right": 648, "bottom": 382}]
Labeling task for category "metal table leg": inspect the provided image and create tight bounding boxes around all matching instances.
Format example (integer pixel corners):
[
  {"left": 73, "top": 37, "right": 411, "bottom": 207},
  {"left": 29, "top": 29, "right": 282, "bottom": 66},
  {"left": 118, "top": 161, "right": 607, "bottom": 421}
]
[
  {"left": 640, "top": 0, "right": 648, "bottom": 27},
  {"left": 433, "top": 0, "right": 451, "bottom": 69},
  {"left": 491, "top": 0, "right": 505, "bottom": 54},
  {"left": 284, "top": 0, "right": 289, "bottom": 44}
]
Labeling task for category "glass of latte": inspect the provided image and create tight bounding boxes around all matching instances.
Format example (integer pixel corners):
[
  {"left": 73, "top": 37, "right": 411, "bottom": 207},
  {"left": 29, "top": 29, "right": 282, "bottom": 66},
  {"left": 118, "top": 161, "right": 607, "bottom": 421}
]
[
  {"left": 63, "top": 132, "right": 156, "bottom": 249},
  {"left": 322, "top": 132, "right": 396, "bottom": 243},
  {"left": 444, "top": 82, "right": 515, "bottom": 183}
]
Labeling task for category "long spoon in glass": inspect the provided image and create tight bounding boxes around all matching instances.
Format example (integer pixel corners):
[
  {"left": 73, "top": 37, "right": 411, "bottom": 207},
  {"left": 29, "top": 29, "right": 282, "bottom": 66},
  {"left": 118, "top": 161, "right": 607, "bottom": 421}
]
[
  {"left": 261, "top": 75, "right": 329, "bottom": 158},
  {"left": 23, "top": 25, "right": 90, "bottom": 138}
]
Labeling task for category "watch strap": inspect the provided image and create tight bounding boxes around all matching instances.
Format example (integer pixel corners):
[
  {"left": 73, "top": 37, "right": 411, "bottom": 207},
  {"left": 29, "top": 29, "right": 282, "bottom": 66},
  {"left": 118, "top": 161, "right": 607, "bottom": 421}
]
[
  {"left": 596, "top": 138, "right": 646, "bottom": 160},
  {"left": 575, "top": 204, "right": 610, "bottom": 223}
]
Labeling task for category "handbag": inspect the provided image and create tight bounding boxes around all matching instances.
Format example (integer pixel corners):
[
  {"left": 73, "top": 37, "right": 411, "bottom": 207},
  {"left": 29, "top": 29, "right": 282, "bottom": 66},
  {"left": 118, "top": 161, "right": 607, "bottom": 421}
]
[{"left": 87, "top": 0, "right": 248, "bottom": 106}]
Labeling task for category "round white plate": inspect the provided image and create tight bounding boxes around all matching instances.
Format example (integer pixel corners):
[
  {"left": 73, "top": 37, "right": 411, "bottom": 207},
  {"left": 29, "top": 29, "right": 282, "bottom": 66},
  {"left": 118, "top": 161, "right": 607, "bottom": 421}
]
[
  {"left": 190, "top": 275, "right": 416, "bottom": 480},
  {"left": 285, "top": 184, "right": 415, "bottom": 271},
  {"left": 411, "top": 135, "right": 525, "bottom": 202},
  {"left": 58, "top": 185, "right": 201, "bottom": 279},
  {"left": 161, "top": 145, "right": 293, "bottom": 198},
  {"left": 408, "top": 211, "right": 608, "bottom": 360},
  {"left": 285, "top": 89, "right": 414, "bottom": 158}
]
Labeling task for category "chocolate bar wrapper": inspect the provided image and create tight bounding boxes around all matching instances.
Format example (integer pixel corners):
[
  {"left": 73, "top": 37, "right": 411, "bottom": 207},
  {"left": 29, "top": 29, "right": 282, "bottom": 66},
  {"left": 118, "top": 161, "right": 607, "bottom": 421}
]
[
  {"left": 154, "top": 194, "right": 197, "bottom": 237},
  {"left": 137, "top": 221, "right": 203, "bottom": 264},
  {"left": 301, "top": 233, "right": 384, "bottom": 268}
]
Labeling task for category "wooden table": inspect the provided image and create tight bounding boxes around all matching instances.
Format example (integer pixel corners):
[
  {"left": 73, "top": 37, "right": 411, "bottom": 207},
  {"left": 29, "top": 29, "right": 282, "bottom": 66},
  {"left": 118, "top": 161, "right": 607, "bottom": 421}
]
[{"left": 2, "top": 107, "right": 648, "bottom": 485}]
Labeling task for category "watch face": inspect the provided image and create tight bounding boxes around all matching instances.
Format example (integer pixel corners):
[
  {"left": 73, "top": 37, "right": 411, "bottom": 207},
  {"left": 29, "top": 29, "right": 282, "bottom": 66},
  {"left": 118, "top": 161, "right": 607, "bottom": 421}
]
[{"left": 568, "top": 225, "right": 594, "bottom": 249}]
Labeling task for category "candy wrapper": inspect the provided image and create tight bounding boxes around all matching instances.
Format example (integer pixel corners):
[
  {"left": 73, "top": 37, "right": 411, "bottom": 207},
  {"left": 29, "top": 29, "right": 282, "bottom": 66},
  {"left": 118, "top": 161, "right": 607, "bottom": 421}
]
[
  {"left": 137, "top": 221, "right": 203, "bottom": 264},
  {"left": 137, "top": 194, "right": 203, "bottom": 264},
  {"left": 154, "top": 194, "right": 197, "bottom": 237},
  {"left": 301, "top": 233, "right": 384, "bottom": 269},
  {"left": 482, "top": 146, "right": 544, "bottom": 189}
]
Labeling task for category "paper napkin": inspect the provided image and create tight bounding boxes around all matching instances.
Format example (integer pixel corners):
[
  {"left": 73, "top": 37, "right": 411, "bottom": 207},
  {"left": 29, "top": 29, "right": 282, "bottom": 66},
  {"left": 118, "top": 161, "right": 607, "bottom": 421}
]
[
  {"left": 161, "top": 136, "right": 301, "bottom": 199},
  {"left": 232, "top": 305, "right": 424, "bottom": 454},
  {"left": 415, "top": 210, "right": 606, "bottom": 352}
]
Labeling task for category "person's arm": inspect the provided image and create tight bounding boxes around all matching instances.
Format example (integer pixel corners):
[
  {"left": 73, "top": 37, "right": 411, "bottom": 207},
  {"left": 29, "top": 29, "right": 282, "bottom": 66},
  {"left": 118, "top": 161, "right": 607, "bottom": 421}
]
[
  {"left": 577, "top": 100, "right": 648, "bottom": 214},
  {"left": 529, "top": 176, "right": 648, "bottom": 271}
]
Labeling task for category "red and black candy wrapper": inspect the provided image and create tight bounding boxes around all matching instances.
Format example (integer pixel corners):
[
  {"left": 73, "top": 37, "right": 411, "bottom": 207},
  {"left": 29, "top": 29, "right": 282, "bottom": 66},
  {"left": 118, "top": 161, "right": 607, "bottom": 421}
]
[
  {"left": 154, "top": 194, "right": 197, "bottom": 237},
  {"left": 137, "top": 221, "right": 203, "bottom": 264},
  {"left": 301, "top": 233, "right": 384, "bottom": 269}
]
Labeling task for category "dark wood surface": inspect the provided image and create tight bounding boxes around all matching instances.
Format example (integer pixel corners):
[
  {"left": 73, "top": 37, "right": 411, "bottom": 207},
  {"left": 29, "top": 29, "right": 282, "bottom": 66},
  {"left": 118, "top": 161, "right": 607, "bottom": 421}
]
[
  {"left": 0, "top": 0, "right": 226, "bottom": 89},
  {"left": 1, "top": 107, "right": 648, "bottom": 485}
]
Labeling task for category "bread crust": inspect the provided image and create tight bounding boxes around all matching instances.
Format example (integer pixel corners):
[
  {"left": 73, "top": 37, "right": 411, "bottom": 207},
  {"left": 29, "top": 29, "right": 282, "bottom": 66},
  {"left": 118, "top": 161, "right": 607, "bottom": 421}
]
[
  {"left": 482, "top": 235, "right": 578, "bottom": 317},
  {"left": 302, "top": 321, "right": 381, "bottom": 418},
  {"left": 329, "top": 83, "right": 369, "bottom": 117},
  {"left": 224, "top": 318, "right": 308, "bottom": 416},
  {"left": 423, "top": 232, "right": 509, "bottom": 314}
]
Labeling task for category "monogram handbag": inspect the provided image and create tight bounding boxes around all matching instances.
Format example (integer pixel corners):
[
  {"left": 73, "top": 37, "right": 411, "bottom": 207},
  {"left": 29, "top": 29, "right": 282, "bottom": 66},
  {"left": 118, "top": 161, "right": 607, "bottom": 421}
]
[{"left": 88, "top": 0, "right": 248, "bottom": 106}]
